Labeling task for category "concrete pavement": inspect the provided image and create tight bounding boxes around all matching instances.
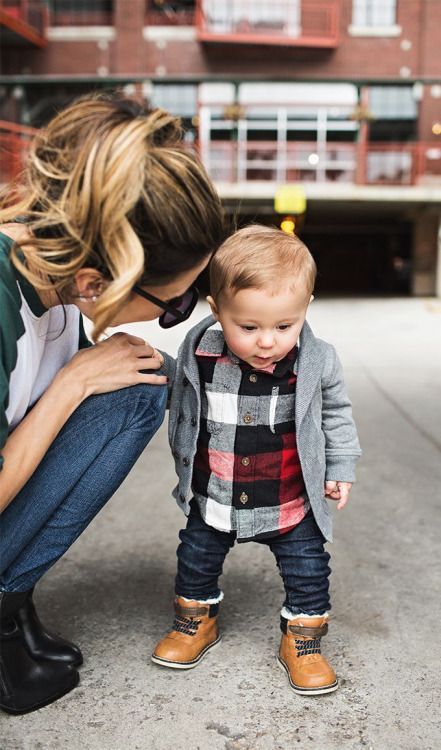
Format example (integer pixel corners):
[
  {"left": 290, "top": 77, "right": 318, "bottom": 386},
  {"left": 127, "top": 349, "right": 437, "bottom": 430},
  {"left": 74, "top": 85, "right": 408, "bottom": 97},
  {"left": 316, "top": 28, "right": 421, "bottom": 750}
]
[{"left": 1, "top": 297, "right": 440, "bottom": 750}]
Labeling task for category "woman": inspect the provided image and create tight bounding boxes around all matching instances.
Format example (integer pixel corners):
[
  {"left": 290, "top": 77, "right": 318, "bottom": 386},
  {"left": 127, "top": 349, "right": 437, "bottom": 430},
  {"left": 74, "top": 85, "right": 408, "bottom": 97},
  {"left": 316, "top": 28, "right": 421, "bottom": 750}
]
[{"left": 0, "top": 93, "right": 225, "bottom": 714}]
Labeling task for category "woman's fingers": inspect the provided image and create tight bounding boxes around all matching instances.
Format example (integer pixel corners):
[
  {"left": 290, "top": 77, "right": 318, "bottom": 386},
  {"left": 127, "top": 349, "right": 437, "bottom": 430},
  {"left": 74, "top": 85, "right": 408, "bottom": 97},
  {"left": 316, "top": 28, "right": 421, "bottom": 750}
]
[
  {"left": 136, "top": 357, "right": 163, "bottom": 371},
  {"left": 65, "top": 332, "right": 168, "bottom": 397},
  {"left": 138, "top": 372, "right": 168, "bottom": 385},
  {"left": 116, "top": 332, "right": 147, "bottom": 347}
]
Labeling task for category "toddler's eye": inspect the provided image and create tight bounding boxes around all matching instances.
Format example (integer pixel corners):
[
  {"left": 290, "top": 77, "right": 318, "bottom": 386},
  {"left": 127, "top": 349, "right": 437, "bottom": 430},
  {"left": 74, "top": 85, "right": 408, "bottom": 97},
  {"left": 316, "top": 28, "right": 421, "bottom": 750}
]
[
  {"left": 240, "top": 325, "right": 257, "bottom": 332},
  {"left": 277, "top": 324, "right": 292, "bottom": 331}
]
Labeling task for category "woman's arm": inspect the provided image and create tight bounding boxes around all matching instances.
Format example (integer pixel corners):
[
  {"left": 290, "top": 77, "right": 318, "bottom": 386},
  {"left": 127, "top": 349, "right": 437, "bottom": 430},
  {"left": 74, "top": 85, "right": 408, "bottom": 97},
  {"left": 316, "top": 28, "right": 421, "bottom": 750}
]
[{"left": 0, "top": 332, "right": 167, "bottom": 511}]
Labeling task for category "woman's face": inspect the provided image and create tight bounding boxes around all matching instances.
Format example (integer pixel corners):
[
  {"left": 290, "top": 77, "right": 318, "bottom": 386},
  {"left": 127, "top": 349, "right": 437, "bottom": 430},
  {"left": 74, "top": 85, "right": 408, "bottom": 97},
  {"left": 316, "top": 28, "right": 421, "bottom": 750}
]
[{"left": 75, "top": 255, "right": 210, "bottom": 326}]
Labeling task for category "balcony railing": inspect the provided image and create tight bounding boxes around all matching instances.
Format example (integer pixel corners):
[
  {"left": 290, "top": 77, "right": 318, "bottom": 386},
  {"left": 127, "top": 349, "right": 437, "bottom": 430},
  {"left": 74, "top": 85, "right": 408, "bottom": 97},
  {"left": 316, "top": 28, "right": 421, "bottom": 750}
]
[
  {"left": 48, "top": 1, "right": 113, "bottom": 27},
  {"left": 2, "top": 120, "right": 440, "bottom": 189},
  {"left": 0, "top": 121, "right": 36, "bottom": 185},
  {"left": 201, "top": 140, "right": 441, "bottom": 186},
  {"left": 146, "top": 0, "right": 195, "bottom": 26},
  {"left": 195, "top": 0, "right": 340, "bottom": 47},
  {"left": 0, "top": 0, "right": 48, "bottom": 45}
]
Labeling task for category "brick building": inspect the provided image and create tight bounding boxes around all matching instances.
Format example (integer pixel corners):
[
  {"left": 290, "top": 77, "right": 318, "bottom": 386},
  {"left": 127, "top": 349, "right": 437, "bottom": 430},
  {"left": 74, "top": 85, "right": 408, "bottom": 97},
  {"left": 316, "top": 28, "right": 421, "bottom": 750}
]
[{"left": 1, "top": 0, "right": 441, "bottom": 295}]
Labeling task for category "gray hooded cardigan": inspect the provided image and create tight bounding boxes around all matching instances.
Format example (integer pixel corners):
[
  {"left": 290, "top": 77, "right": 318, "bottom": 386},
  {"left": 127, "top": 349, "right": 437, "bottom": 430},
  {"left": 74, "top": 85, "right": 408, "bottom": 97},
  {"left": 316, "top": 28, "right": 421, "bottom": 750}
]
[{"left": 160, "top": 315, "right": 361, "bottom": 542}]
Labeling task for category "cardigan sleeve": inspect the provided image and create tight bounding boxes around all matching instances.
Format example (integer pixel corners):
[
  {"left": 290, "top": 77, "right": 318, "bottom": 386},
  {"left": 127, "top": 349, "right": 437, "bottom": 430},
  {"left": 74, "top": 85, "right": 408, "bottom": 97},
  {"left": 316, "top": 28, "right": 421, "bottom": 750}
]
[{"left": 321, "top": 346, "right": 362, "bottom": 482}]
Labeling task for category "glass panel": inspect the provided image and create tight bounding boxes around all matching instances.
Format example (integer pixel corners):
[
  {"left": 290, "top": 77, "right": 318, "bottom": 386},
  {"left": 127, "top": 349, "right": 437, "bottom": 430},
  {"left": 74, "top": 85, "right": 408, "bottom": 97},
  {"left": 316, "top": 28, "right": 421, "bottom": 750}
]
[
  {"left": 369, "top": 87, "right": 417, "bottom": 119},
  {"left": 367, "top": 151, "right": 413, "bottom": 184},
  {"left": 151, "top": 85, "right": 197, "bottom": 117},
  {"left": 201, "top": 0, "right": 300, "bottom": 37},
  {"left": 49, "top": 0, "right": 113, "bottom": 11},
  {"left": 352, "top": 0, "right": 396, "bottom": 27}
]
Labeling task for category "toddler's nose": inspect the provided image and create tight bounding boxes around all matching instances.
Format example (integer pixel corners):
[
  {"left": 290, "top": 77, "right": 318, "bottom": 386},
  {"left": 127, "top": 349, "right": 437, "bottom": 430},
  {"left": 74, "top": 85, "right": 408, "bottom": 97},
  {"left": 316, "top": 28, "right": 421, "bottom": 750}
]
[{"left": 257, "top": 333, "right": 275, "bottom": 349}]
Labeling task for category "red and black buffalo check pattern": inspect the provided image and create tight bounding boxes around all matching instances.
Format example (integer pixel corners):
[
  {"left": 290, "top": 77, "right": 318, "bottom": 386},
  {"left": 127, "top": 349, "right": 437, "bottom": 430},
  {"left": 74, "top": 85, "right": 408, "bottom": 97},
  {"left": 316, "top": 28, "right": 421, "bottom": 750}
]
[{"left": 191, "top": 323, "right": 310, "bottom": 542}]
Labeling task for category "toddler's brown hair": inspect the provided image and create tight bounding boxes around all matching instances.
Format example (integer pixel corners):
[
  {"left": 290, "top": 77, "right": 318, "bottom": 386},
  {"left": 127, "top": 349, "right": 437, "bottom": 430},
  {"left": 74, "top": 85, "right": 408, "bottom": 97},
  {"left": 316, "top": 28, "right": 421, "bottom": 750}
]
[{"left": 210, "top": 224, "right": 316, "bottom": 304}]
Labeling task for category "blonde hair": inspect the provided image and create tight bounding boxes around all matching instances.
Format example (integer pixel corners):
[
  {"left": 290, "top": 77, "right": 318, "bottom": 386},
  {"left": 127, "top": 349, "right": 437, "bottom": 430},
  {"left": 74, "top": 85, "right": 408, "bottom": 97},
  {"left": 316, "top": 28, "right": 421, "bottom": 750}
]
[
  {"left": 210, "top": 224, "right": 316, "bottom": 304},
  {"left": 0, "top": 92, "right": 225, "bottom": 340}
]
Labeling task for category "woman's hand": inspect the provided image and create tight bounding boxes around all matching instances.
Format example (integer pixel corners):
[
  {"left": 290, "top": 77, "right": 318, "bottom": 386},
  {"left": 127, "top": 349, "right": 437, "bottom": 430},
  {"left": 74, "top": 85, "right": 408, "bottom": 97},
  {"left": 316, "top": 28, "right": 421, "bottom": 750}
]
[{"left": 61, "top": 333, "right": 168, "bottom": 401}]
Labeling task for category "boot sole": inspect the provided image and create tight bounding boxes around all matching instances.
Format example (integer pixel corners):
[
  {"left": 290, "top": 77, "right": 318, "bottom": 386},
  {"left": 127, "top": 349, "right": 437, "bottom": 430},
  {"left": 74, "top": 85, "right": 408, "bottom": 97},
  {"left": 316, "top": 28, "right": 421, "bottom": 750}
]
[
  {"left": 277, "top": 657, "right": 338, "bottom": 696},
  {"left": 151, "top": 635, "right": 222, "bottom": 670},
  {"left": 0, "top": 670, "right": 80, "bottom": 715}
]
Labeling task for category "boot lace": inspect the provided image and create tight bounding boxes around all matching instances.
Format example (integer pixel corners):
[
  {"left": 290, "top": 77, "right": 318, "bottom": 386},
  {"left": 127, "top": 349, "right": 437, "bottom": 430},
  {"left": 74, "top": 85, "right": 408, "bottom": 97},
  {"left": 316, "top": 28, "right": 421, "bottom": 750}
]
[
  {"left": 294, "top": 637, "right": 321, "bottom": 657},
  {"left": 172, "top": 615, "right": 202, "bottom": 636}
]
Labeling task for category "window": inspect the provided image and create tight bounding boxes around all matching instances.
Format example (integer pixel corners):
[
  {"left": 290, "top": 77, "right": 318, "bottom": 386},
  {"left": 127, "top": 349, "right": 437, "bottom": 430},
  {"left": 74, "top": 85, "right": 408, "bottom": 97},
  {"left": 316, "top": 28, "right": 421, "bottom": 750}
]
[
  {"left": 49, "top": 1, "right": 113, "bottom": 12},
  {"left": 48, "top": 1, "right": 113, "bottom": 25},
  {"left": 151, "top": 85, "right": 197, "bottom": 118},
  {"left": 369, "top": 87, "right": 416, "bottom": 120},
  {"left": 368, "top": 86, "right": 417, "bottom": 144},
  {"left": 352, "top": 0, "right": 396, "bottom": 28}
]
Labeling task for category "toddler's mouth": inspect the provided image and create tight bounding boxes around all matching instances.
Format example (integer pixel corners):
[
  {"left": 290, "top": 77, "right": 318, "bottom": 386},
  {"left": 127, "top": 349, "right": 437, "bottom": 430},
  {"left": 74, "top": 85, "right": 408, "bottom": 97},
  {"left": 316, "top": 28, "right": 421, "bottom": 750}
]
[{"left": 254, "top": 355, "right": 273, "bottom": 363}]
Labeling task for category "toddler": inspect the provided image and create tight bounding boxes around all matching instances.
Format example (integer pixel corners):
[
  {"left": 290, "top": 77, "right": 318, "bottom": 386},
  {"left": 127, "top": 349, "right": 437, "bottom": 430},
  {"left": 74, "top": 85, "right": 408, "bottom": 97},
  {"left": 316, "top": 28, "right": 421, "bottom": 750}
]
[{"left": 153, "top": 225, "right": 361, "bottom": 695}]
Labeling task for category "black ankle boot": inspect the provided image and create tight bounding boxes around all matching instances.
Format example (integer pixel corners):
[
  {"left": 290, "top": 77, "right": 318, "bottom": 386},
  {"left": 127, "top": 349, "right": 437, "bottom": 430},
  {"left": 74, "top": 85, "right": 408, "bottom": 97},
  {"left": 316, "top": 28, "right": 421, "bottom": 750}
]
[
  {"left": 14, "top": 589, "right": 83, "bottom": 667},
  {"left": 0, "top": 593, "right": 79, "bottom": 715}
]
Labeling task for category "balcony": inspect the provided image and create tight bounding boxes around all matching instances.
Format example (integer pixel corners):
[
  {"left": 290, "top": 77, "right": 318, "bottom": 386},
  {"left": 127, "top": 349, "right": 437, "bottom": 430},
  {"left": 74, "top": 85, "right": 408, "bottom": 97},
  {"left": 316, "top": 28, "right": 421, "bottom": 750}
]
[
  {"left": 2, "top": 118, "right": 439, "bottom": 190},
  {"left": 202, "top": 140, "right": 441, "bottom": 187},
  {"left": 0, "top": 0, "right": 47, "bottom": 46},
  {"left": 0, "top": 121, "right": 36, "bottom": 185},
  {"left": 195, "top": 0, "right": 340, "bottom": 48},
  {"left": 48, "top": 1, "right": 113, "bottom": 27}
]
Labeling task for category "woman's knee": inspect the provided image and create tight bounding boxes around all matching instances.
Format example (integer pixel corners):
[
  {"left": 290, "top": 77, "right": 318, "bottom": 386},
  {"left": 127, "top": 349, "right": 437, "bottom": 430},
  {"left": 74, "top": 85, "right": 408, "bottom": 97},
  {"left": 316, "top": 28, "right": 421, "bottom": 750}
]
[{"left": 125, "top": 383, "right": 168, "bottom": 431}]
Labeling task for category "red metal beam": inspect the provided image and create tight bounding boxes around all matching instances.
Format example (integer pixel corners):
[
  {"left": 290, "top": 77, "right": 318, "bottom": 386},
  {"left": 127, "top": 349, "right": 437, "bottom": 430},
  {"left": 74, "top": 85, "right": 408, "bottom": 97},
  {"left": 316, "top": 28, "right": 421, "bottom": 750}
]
[{"left": 0, "top": 0, "right": 47, "bottom": 47}]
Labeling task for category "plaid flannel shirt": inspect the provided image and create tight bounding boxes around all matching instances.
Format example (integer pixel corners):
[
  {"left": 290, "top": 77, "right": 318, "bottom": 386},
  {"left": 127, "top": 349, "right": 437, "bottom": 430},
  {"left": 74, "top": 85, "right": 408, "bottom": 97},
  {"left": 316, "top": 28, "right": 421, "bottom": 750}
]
[{"left": 191, "top": 322, "right": 310, "bottom": 541}]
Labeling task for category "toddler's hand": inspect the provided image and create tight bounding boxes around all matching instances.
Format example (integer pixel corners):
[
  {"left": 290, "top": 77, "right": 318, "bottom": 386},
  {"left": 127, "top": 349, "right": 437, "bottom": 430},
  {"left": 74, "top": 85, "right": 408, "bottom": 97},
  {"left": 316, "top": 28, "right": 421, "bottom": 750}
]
[{"left": 324, "top": 481, "right": 352, "bottom": 510}]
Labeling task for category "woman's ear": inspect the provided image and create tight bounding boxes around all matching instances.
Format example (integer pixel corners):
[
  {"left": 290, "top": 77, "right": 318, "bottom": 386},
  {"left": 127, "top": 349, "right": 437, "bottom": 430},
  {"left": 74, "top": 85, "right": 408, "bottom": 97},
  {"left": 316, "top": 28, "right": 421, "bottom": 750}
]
[
  {"left": 206, "top": 295, "right": 219, "bottom": 320},
  {"left": 73, "top": 268, "right": 105, "bottom": 300}
]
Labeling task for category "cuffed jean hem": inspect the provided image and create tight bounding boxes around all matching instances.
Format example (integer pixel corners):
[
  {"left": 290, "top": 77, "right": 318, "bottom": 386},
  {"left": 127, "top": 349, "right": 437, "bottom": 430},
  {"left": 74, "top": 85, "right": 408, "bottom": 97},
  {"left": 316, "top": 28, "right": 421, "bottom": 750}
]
[
  {"left": 178, "top": 591, "right": 224, "bottom": 605},
  {"left": 280, "top": 607, "right": 329, "bottom": 619}
]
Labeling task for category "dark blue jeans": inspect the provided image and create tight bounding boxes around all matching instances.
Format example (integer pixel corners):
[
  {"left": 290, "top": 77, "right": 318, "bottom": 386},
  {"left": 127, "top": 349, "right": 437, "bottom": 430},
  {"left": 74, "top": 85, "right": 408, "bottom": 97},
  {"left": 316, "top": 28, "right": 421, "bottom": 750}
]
[
  {"left": 0, "top": 384, "right": 167, "bottom": 593},
  {"left": 175, "top": 504, "right": 331, "bottom": 616}
]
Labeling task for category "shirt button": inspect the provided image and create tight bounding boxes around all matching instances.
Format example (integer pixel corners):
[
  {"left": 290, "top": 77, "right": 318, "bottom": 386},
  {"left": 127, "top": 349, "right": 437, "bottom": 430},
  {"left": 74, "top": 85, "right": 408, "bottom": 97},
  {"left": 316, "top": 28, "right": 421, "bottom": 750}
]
[
  {"left": 249, "top": 373, "right": 257, "bottom": 383},
  {"left": 239, "top": 492, "right": 248, "bottom": 504},
  {"left": 182, "top": 457, "right": 190, "bottom": 467},
  {"left": 182, "top": 377, "right": 189, "bottom": 386},
  {"left": 241, "top": 457, "right": 250, "bottom": 466},
  {"left": 191, "top": 417, "right": 197, "bottom": 427},
  {"left": 243, "top": 413, "right": 253, "bottom": 424}
]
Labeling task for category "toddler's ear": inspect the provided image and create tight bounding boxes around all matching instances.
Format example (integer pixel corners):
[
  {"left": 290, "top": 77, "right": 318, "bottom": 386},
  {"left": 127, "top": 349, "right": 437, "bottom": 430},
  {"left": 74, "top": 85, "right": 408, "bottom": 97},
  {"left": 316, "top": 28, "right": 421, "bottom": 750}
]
[{"left": 206, "top": 295, "right": 220, "bottom": 320}]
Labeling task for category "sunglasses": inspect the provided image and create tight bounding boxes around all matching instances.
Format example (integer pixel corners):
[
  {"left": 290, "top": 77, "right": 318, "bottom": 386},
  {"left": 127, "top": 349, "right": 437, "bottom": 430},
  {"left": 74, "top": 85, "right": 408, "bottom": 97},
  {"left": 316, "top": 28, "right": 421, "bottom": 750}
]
[{"left": 132, "top": 285, "right": 199, "bottom": 328}]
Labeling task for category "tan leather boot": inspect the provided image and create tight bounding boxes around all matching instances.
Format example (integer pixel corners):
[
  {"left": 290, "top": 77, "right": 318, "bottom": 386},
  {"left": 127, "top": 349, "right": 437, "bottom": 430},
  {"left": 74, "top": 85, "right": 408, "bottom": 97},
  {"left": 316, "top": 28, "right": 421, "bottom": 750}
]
[
  {"left": 151, "top": 597, "right": 221, "bottom": 669},
  {"left": 278, "top": 614, "right": 338, "bottom": 695}
]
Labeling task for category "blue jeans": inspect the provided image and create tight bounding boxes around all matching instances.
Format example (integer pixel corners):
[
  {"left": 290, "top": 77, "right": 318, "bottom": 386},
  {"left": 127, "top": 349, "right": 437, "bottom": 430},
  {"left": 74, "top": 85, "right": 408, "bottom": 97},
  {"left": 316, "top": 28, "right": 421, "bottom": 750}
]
[
  {"left": 0, "top": 384, "right": 167, "bottom": 593},
  {"left": 175, "top": 504, "right": 331, "bottom": 616}
]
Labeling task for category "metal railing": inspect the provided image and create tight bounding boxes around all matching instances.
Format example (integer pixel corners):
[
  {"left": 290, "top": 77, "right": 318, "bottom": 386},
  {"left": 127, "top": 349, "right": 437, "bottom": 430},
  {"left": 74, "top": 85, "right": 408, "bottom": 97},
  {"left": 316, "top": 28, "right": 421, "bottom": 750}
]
[
  {"left": 202, "top": 140, "right": 441, "bottom": 186},
  {"left": 1, "top": 120, "right": 440, "bottom": 188},
  {"left": 0, "top": 0, "right": 48, "bottom": 43},
  {"left": 195, "top": 0, "right": 340, "bottom": 47}
]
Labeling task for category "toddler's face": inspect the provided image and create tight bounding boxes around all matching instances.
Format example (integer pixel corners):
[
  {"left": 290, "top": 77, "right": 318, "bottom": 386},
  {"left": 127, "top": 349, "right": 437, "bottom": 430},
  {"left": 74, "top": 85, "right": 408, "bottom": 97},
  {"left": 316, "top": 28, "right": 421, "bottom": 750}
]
[{"left": 208, "top": 285, "right": 311, "bottom": 370}]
